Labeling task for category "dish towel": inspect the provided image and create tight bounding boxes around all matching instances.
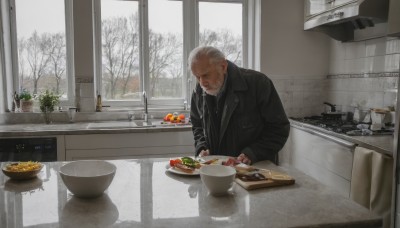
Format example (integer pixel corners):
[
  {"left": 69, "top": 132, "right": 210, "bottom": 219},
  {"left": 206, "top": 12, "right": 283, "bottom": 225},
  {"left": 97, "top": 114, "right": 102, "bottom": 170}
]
[{"left": 350, "top": 146, "right": 393, "bottom": 228}]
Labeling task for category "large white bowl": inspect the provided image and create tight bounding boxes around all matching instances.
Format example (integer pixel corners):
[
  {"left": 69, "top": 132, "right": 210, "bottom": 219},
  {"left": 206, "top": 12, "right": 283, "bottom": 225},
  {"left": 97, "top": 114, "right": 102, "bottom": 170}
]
[
  {"left": 200, "top": 165, "right": 236, "bottom": 196},
  {"left": 59, "top": 160, "right": 116, "bottom": 198}
]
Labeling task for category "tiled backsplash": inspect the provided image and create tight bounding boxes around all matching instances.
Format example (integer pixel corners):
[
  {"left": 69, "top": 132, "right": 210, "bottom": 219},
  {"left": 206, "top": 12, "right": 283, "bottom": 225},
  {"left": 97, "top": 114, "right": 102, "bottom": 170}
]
[
  {"left": 274, "top": 37, "right": 399, "bottom": 118},
  {"left": 274, "top": 77, "right": 327, "bottom": 118},
  {"left": 326, "top": 37, "right": 400, "bottom": 113}
]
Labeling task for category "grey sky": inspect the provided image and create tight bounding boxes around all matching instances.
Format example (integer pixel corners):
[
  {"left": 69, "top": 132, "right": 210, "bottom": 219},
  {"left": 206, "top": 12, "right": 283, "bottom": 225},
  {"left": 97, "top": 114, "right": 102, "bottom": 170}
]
[{"left": 16, "top": 0, "right": 242, "bottom": 38}]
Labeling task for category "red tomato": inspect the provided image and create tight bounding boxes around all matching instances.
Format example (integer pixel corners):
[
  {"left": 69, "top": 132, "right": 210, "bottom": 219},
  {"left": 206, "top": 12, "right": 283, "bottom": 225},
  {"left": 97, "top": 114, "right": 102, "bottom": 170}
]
[{"left": 169, "top": 159, "right": 182, "bottom": 167}]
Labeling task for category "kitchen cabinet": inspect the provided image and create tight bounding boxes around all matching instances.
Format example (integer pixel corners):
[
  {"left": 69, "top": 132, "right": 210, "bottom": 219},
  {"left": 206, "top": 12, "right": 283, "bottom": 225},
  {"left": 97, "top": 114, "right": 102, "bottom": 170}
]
[
  {"left": 304, "top": 0, "right": 356, "bottom": 18},
  {"left": 283, "top": 125, "right": 356, "bottom": 197},
  {"left": 65, "top": 131, "right": 194, "bottom": 160}
]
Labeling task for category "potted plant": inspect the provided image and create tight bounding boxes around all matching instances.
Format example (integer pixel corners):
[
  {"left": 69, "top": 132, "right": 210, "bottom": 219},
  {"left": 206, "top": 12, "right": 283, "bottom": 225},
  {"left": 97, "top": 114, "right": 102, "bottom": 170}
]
[
  {"left": 38, "top": 90, "right": 60, "bottom": 124},
  {"left": 19, "top": 90, "right": 34, "bottom": 112}
]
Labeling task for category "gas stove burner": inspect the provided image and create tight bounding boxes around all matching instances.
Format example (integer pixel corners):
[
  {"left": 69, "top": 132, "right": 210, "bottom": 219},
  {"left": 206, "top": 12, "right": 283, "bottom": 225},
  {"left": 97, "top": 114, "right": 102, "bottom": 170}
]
[
  {"left": 291, "top": 116, "right": 394, "bottom": 136},
  {"left": 291, "top": 116, "right": 358, "bottom": 134}
]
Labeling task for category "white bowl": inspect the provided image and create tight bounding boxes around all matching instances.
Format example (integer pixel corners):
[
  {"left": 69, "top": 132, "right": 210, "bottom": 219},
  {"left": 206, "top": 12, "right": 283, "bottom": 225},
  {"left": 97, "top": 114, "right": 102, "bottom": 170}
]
[
  {"left": 59, "top": 160, "right": 116, "bottom": 198},
  {"left": 200, "top": 165, "right": 236, "bottom": 196}
]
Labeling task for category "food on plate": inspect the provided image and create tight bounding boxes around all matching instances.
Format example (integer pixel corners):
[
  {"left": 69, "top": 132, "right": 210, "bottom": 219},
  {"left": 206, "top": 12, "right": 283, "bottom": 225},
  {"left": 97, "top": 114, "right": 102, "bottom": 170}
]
[
  {"left": 169, "top": 157, "right": 200, "bottom": 174},
  {"left": 174, "top": 163, "right": 195, "bottom": 174},
  {"left": 203, "top": 158, "right": 219, "bottom": 165},
  {"left": 4, "top": 161, "right": 42, "bottom": 172},
  {"left": 222, "top": 157, "right": 241, "bottom": 166}
]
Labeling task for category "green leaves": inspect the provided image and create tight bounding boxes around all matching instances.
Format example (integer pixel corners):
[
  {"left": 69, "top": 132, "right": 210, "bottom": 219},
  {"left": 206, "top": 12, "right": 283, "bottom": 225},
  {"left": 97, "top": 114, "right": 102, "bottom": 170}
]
[
  {"left": 38, "top": 90, "right": 60, "bottom": 113},
  {"left": 19, "top": 90, "right": 32, "bottom": 101}
]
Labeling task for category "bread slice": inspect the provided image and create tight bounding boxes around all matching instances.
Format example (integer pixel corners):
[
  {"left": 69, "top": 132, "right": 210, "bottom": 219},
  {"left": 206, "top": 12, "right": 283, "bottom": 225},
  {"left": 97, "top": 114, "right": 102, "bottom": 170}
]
[{"left": 174, "top": 163, "right": 195, "bottom": 173}]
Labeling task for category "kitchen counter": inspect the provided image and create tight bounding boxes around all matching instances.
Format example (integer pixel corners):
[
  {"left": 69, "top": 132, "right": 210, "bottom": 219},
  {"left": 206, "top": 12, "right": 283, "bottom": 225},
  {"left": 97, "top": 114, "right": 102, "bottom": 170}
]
[
  {"left": 290, "top": 120, "right": 393, "bottom": 156},
  {"left": 0, "top": 120, "right": 192, "bottom": 137},
  {"left": 0, "top": 158, "right": 382, "bottom": 228}
]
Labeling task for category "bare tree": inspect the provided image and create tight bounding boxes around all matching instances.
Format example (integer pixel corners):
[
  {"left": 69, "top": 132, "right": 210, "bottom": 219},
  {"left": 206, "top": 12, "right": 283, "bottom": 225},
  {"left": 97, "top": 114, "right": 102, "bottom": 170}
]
[
  {"left": 199, "top": 28, "right": 242, "bottom": 65},
  {"left": 25, "top": 31, "right": 52, "bottom": 94},
  {"left": 102, "top": 14, "right": 139, "bottom": 99},
  {"left": 46, "top": 33, "right": 66, "bottom": 94},
  {"left": 148, "top": 30, "right": 182, "bottom": 98}
]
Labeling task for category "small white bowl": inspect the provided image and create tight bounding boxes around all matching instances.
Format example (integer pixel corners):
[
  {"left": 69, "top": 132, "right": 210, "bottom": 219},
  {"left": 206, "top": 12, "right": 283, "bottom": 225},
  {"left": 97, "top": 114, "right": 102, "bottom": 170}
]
[
  {"left": 200, "top": 165, "right": 236, "bottom": 196},
  {"left": 59, "top": 160, "right": 116, "bottom": 198}
]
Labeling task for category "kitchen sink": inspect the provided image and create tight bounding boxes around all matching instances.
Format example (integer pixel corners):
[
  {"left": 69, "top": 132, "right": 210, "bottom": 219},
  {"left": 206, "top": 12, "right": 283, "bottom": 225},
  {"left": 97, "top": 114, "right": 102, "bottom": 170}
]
[{"left": 87, "top": 121, "right": 156, "bottom": 129}]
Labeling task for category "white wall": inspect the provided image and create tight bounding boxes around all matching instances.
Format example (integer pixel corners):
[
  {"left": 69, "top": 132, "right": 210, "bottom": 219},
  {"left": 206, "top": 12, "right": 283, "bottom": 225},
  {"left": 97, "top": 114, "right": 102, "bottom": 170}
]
[{"left": 259, "top": 0, "right": 331, "bottom": 118}]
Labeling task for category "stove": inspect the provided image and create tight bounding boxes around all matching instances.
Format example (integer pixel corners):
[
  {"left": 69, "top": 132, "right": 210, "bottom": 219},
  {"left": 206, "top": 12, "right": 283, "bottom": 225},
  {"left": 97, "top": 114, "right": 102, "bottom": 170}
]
[{"left": 290, "top": 116, "right": 394, "bottom": 136}]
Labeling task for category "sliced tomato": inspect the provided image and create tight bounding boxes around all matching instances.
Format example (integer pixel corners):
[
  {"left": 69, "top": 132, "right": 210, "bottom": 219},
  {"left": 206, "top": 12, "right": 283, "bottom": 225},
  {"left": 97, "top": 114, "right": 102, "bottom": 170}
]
[
  {"left": 169, "top": 158, "right": 182, "bottom": 167},
  {"left": 223, "top": 158, "right": 241, "bottom": 166}
]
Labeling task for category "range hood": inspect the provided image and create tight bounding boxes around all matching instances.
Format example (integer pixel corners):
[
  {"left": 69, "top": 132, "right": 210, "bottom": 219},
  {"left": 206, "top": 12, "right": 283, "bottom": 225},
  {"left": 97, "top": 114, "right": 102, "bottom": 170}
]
[{"left": 304, "top": 0, "right": 390, "bottom": 42}]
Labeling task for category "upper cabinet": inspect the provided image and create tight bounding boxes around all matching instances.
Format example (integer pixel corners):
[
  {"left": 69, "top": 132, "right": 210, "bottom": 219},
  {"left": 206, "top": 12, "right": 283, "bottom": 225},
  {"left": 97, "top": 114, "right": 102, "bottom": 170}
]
[
  {"left": 304, "top": 0, "right": 390, "bottom": 41},
  {"left": 304, "top": 0, "right": 356, "bottom": 19},
  {"left": 388, "top": 0, "right": 400, "bottom": 37}
]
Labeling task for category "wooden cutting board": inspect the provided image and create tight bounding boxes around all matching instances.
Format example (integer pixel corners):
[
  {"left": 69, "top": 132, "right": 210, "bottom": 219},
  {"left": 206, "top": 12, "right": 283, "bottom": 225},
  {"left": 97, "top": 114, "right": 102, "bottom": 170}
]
[{"left": 235, "top": 169, "right": 295, "bottom": 190}]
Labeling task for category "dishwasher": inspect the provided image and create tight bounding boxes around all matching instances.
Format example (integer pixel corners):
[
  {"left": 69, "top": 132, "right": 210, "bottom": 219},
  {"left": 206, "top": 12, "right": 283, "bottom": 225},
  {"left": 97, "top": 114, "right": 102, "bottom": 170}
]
[{"left": 0, "top": 137, "right": 58, "bottom": 162}]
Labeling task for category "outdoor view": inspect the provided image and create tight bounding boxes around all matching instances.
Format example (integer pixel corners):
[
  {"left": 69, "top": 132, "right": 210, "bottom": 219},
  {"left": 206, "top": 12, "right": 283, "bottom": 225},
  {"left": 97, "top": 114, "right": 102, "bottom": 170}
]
[
  {"left": 15, "top": 0, "right": 68, "bottom": 98},
  {"left": 15, "top": 0, "right": 243, "bottom": 102}
]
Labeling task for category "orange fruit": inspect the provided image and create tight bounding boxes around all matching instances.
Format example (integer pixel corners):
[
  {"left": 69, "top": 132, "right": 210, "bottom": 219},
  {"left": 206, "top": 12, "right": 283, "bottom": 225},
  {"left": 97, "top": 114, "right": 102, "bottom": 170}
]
[{"left": 178, "top": 114, "right": 185, "bottom": 120}]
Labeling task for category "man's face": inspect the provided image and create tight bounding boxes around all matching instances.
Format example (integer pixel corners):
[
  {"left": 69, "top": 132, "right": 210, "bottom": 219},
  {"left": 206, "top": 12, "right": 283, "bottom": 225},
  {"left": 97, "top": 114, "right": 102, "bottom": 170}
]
[{"left": 191, "top": 56, "right": 228, "bottom": 96}]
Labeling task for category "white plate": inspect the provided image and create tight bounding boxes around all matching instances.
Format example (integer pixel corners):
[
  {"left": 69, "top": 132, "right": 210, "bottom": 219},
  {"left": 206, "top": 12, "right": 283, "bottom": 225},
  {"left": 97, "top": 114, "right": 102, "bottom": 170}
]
[
  {"left": 165, "top": 156, "right": 234, "bottom": 176},
  {"left": 198, "top": 155, "right": 233, "bottom": 165},
  {"left": 166, "top": 164, "right": 200, "bottom": 176}
]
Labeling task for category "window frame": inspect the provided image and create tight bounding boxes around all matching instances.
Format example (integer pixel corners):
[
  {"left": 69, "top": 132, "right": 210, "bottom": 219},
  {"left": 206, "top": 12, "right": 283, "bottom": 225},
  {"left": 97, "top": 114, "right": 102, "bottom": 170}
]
[
  {"left": 94, "top": 0, "right": 254, "bottom": 110},
  {"left": 6, "top": 0, "right": 75, "bottom": 107}
]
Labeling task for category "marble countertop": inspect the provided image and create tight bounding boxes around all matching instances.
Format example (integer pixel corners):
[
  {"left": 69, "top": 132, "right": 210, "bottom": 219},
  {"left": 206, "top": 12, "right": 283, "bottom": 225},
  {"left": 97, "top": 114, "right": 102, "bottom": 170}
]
[
  {"left": 0, "top": 159, "right": 382, "bottom": 228},
  {"left": 290, "top": 120, "right": 394, "bottom": 156},
  {"left": 0, "top": 120, "right": 192, "bottom": 137},
  {"left": 0, "top": 119, "right": 393, "bottom": 156}
]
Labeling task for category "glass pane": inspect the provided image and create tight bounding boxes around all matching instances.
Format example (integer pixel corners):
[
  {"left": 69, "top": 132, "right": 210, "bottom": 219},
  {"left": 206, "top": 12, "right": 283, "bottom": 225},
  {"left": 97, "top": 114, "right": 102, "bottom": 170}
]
[
  {"left": 15, "top": 0, "right": 68, "bottom": 99},
  {"left": 199, "top": 2, "right": 243, "bottom": 66},
  {"left": 101, "top": 0, "right": 140, "bottom": 101},
  {"left": 148, "top": 0, "right": 183, "bottom": 99}
]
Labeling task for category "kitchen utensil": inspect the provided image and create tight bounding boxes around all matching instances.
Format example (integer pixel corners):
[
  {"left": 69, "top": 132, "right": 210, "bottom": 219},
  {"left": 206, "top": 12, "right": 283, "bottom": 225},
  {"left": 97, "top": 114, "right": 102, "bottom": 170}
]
[
  {"left": 59, "top": 160, "right": 116, "bottom": 198},
  {"left": 371, "top": 109, "right": 389, "bottom": 130},
  {"left": 200, "top": 164, "right": 236, "bottom": 196},
  {"left": 235, "top": 169, "right": 295, "bottom": 190}
]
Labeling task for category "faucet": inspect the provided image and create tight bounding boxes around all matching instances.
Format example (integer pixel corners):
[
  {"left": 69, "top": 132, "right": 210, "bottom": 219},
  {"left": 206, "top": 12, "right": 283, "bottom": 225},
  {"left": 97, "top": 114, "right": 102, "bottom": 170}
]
[
  {"left": 323, "top": 102, "right": 336, "bottom": 112},
  {"left": 143, "top": 91, "right": 148, "bottom": 122}
]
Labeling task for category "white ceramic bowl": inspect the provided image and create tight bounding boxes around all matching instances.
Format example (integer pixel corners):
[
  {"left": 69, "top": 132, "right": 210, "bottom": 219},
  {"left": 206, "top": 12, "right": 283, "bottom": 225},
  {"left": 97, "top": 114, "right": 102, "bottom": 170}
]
[
  {"left": 59, "top": 160, "right": 116, "bottom": 198},
  {"left": 200, "top": 165, "right": 236, "bottom": 196}
]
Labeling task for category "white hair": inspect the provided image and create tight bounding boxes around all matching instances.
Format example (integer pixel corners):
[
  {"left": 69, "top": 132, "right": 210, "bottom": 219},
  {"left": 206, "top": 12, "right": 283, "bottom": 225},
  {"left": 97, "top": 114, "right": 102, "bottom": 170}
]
[{"left": 188, "top": 46, "right": 226, "bottom": 68}]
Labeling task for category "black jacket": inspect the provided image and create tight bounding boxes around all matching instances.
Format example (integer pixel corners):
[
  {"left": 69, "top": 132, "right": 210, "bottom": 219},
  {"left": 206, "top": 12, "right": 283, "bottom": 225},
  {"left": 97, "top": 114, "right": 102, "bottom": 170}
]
[{"left": 190, "top": 61, "right": 290, "bottom": 164}]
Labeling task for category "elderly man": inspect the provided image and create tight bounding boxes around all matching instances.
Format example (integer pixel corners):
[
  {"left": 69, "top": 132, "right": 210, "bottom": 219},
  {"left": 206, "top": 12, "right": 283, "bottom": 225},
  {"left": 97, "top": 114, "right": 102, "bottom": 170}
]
[{"left": 189, "top": 46, "right": 290, "bottom": 165}]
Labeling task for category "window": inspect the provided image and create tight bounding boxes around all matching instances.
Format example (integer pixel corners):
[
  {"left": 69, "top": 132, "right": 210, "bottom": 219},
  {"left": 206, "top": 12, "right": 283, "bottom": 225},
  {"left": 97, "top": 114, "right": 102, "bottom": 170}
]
[
  {"left": 95, "top": 0, "right": 249, "bottom": 109},
  {"left": 199, "top": 1, "right": 243, "bottom": 66},
  {"left": 9, "top": 0, "right": 73, "bottom": 103}
]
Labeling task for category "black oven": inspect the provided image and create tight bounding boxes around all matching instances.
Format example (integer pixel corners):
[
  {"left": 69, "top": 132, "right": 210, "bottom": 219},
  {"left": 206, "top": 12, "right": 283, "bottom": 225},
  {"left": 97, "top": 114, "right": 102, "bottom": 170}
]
[{"left": 0, "top": 137, "right": 57, "bottom": 162}]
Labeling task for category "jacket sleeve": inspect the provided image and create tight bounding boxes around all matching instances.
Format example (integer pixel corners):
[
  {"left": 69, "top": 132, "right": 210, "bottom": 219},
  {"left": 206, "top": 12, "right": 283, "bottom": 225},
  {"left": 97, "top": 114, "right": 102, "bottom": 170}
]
[
  {"left": 240, "top": 76, "right": 290, "bottom": 164},
  {"left": 190, "top": 89, "right": 208, "bottom": 156}
]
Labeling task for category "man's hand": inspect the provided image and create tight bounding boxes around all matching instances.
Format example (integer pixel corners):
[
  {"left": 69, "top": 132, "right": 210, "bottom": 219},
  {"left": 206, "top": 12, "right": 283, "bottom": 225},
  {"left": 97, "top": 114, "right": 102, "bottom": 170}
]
[
  {"left": 237, "top": 153, "right": 251, "bottom": 165},
  {"left": 199, "top": 149, "right": 210, "bottom": 157}
]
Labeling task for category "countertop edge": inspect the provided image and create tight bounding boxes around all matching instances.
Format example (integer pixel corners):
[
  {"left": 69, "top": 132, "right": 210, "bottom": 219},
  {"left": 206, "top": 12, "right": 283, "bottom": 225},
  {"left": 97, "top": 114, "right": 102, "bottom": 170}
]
[{"left": 290, "top": 120, "right": 393, "bottom": 156}]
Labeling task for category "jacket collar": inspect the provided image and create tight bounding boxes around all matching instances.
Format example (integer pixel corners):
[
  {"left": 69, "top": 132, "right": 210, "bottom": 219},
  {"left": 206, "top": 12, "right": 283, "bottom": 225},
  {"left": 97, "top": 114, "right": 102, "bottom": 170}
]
[{"left": 226, "top": 60, "right": 247, "bottom": 92}]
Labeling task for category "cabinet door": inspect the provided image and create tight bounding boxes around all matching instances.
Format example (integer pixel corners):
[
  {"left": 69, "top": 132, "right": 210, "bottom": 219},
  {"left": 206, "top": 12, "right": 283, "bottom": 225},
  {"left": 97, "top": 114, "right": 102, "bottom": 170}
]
[
  {"left": 305, "top": 0, "right": 356, "bottom": 18},
  {"left": 290, "top": 126, "right": 354, "bottom": 197},
  {"left": 65, "top": 131, "right": 194, "bottom": 160}
]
